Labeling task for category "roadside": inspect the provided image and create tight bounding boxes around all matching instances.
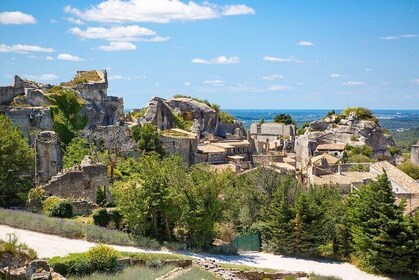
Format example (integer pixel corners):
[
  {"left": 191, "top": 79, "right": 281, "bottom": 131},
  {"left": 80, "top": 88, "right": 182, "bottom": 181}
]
[{"left": 0, "top": 224, "right": 390, "bottom": 280}]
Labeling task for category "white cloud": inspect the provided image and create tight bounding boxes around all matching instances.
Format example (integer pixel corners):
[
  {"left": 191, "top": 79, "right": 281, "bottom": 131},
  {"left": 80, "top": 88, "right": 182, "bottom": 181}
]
[
  {"left": 263, "top": 56, "right": 302, "bottom": 63},
  {"left": 203, "top": 80, "right": 224, "bottom": 86},
  {"left": 138, "top": 36, "right": 170, "bottom": 42},
  {"left": 184, "top": 82, "right": 191, "bottom": 86},
  {"left": 262, "top": 74, "right": 285, "bottom": 80},
  {"left": 0, "top": 11, "right": 36, "bottom": 24},
  {"left": 45, "top": 56, "right": 55, "bottom": 61},
  {"left": 66, "top": 17, "right": 84, "bottom": 25},
  {"left": 253, "top": 85, "right": 289, "bottom": 92},
  {"left": 221, "top": 4, "right": 255, "bottom": 16},
  {"left": 342, "top": 81, "right": 364, "bottom": 86},
  {"left": 297, "top": 41, "right": 314, "bottom": 46},
  {"left": 64, "top": 0, "right": 254, "bottom": 23},
  {"left": 108, "top": 75, "right": 145, "bottom": 80},
  {"left": 70, "top": 25, "right": 156, "bottom": 41},
  {"left": 98, "top": 41, "right": 137, "bottom": 51},
  {"left": 0, "top": 44, "right": 54, "bottom": 54},
  {"left": 410, "top": 78, "right": 419, "bottom": 85},
  {"left": 380, "top": 34, "right": 418, "bottom": 40},
  {"left": 330, "top": 73, "right": 344, "bottom": 78},
  {"left": 191, "top": 56, "right": 239, "bottom": 64},
  {"left": 57, "top": 53, "right": 83, "bottom": 61},
  {"left": 23, "top": 74, "right": 58, "bottom": 81}
]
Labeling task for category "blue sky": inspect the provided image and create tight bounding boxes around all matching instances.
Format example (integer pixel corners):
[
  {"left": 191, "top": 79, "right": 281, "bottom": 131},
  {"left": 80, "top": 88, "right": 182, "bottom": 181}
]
[{"left": 1, "top": 0, "right": 418, "bottom": 109}]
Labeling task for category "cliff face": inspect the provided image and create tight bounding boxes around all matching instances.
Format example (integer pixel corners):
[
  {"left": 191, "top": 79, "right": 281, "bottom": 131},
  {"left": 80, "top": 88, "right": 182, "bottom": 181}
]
[
  {"left": 140, "top": 96, "right": 242, "bottom": 138},
  {"left": 295, "top": 114, "right": 395, "bottom": 166}
]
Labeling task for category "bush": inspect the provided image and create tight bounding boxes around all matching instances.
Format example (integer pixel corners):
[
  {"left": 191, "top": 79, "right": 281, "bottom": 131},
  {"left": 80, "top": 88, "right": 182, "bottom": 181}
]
[
  {"left": 341, "top": 107, "right": 377, "bottom": 122},
  {"left": 398, "top": 160, "right": 419, "bottom": 180},
  {"left": 50, "top": 253, "right": 91, "bottom": 276},
  {"left": 0, "top": 234, "right": 37, "bottom": 262},
  {"left": 220, "top": 111, "right": 235, "bottom": 124},
  {"left": 43, "top": 196, "right": 63, "bottom": 215},
  {"left": 93, "top": 208, "right": 111, "bottom": 227},
  {"left": 208, "top": 243, "right": 238, "bottom": 255},
  {"left": 50, "top": 200, "right": 74, "bottom": 218},
  {"left": 109, "top": 209, "right": 123, "bottom": 230},
  {"left": 86, "top": 244, "right": 119, "bottom": 272},
  {"left": 273, "top": 113, "right": 295, "bottom": 125}
]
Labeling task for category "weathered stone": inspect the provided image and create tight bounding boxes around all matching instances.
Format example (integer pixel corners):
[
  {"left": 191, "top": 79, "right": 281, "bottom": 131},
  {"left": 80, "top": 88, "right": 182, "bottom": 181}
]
[
  {"left": 26, "top": 259, "right": 50, "bottom": 278},
  {"left": 411, "top": 141, "right": 419, "bottom": 165},
  {"left": 51, "top": 272, "right": 67, "bottom": 280},
  {"left": 31, "top": 272, "right": 52, "bottom": 280},
  {"left": 1, "top": 266, "right": 27, "bottom": 280},
  {"left": 35, "top": 131, "right": 62, "bottom": 184},
  {"left": 160, "top": 130, "right": 198, "bottom": 166}
]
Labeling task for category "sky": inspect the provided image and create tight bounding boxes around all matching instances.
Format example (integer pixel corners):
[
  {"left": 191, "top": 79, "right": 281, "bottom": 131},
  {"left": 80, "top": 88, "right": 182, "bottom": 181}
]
[{"left": 0, "top": 0, "right": 418, "bottom": 110}]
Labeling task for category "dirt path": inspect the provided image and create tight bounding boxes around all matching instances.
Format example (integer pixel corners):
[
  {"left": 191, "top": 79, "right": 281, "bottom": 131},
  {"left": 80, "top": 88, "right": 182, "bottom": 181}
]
[{"left": 0, "top": 225, "right": 390, "bottom": 280}]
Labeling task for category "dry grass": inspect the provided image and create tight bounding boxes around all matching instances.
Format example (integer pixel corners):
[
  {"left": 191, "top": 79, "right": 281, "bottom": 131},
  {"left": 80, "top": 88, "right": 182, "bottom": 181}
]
[{"left": 61, "top": 71, "right": 102, "bottom": 87}]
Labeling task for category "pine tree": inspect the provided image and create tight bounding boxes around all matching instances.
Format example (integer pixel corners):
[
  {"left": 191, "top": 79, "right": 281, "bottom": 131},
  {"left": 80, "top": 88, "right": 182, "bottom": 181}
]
[{"left": 346, "top": 173, "right": 417, "bottom": 274}]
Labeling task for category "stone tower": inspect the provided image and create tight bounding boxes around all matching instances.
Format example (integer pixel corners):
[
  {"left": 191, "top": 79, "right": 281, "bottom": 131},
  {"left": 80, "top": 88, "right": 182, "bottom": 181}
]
[
  {"left": 411, "top": 141, "right": 419, "bottom": 165},
  {"left": 35, "top": 131, "right": 62, "bottom": 184}
]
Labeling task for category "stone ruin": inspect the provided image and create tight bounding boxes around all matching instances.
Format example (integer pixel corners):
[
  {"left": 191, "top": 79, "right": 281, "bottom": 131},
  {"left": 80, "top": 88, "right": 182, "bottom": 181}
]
[
  {"left": 35, "top": 131, "right": 62, "bottom": 185},
  {"left": 42, "top": 156, "right": 111, "bottom": 204},
  {"left": 412, "top": 140, "right": 419, "bottom": 166}
]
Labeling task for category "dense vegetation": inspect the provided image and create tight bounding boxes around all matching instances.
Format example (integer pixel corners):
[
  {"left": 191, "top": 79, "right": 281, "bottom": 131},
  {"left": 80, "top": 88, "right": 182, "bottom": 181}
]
[
  {"left": 46, "top": 87, "right": 88, "bottom": 145},
  {"left": 398, "top": 160, "right": 419, "bottom": 180},
  {"left": 0, "top": 115, "right": 35, "bottom": 207},
  {"left": 273, "top": 113, "right": 296, "bottom": 125},
  {"left": 341, "top": 107, "right": 377, "bottom": 123},
  {"left": 131, "top": 123, "right": 165, "bottom": 156},
  {"left": 392, "top": 128, "right": 419, "bottom": 152}
]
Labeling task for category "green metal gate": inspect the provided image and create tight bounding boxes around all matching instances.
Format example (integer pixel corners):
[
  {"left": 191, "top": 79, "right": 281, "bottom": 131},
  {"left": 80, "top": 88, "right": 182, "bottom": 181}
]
[{"left": 232, "top": 232, "right": 261, "bottom": 251}]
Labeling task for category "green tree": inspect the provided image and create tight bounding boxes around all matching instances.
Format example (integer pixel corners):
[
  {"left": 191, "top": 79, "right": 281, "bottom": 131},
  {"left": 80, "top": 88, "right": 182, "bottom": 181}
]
[
  {"left": 131, "top": 124, "right": 165, "bottom": 156},
  {"left": 345, "top": 173, "right": 417, "bottom": 274},
  {"left": 0, "top": 115, "right": 35, "bottom": 207},
  {"left": 63, "top": 136, "right": 89, "bottom": 169},
  {"left": 398, "top": 160, "right": 419, "bottom": 180},
  {"left": 46, "top": 87, "right": 88, "bottom": 145},
  {"left": 273, "top": 113, "right": 295, "bottom": 125}
]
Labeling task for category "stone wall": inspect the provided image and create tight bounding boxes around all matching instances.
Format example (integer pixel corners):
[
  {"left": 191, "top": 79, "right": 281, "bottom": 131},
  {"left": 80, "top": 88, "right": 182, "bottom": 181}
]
[
  {"left": 72, "top": 200, "right": 97, "bottom": 216},
  {"left": 43, "top": 163, "right": 109, "bottom": 203},
  {"left": 412, "top": 142, "right": 419, "bottom": 165},
  {"left": 160, "top": 134, "right": 198, "bottom": 166},
  {"left": 3, "top": 106, "right": 53, "bottom": 143},
  {"left": 36, "top": 131, "right": 62, "bottom": 184},
  {"left": 0, "top": 86, "right": 23, "bottom": 105}
]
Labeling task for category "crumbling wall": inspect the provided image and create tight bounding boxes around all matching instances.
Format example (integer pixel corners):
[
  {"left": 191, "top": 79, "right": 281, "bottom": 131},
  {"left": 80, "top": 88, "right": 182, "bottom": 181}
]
[
  {"left": 4, "top": 107, "right": 53, "bottom": 143},
  {"left": 160, "top": 135, "right": 198, "bottom": 166},
  {"left": 412, "top": 142, "right": 419, "bottom": 165},
  {"left": 35, "top": 131, "right": 62, "bottom": 184},
  {"left": 43, "top": 163, "right": 109, "bottom": 203}
]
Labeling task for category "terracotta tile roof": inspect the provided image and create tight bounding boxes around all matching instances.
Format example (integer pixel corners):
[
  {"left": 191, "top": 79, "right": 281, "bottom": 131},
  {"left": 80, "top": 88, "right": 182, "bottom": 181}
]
[
  {"left": 370, "top": 161, "right": 419, "bottom": 194},
  {"left": 310, "top": 153, "right": 340, "bottom": 165},
  {"left": 312, "top": 172, "right": 375, "bottom": 186}
]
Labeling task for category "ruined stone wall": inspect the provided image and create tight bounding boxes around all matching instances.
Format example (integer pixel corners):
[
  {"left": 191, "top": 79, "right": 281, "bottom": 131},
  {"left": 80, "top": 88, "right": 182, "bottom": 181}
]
[
  {"left": 72, "top": 200, "right": 97, "bottom": 216},
  {"left": 3, "top": 107, "right": 53, "bottom": 143},
  {"left": 411, "top": 143, "right": 419, "bottom": 165},
  {"left": 160, "top": 135, "right": 198, "bottom": 166},
  {"left": 250, "top": 123, "right": 295, "bottom": 137},
  {"left": 0, "top": 86, "right": 24, "bottom": 105},
  {"left": 43, "top": 164, "right": 109, "bottom": 203},
  {"left": 36, "top": 131, "right": 61, "bottom": 184}
]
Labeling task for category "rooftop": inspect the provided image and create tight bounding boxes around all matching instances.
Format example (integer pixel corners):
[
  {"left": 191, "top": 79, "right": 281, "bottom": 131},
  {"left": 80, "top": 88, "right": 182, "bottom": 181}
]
[
  {"left": 316, "top": 143, "right": 346, "bottom": 151},
  {"left": 312, "top": 172, "right": 375, "bottom": 186},
  {"left": 370, "top": 161, "right": 419, "bottom": 194},
  {"left": 198, "top": 144, "right": 226, "bottom": 153},
  {"left": 310, "top": 153, "right": 340, "bottom": 166},
  {"left": 211, "top": 140, "right": 250, "bottom": 149}
]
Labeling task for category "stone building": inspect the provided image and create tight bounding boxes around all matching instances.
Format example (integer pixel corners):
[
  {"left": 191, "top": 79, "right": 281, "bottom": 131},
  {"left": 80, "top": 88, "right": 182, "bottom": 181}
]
[
  {"left": 411, "top": 141, "right": 419, "bottom": 165},
  {"left": 42, "top": 158, "right": 110, "bottom": 203},
  {"left": 160, "top": 129, "right": 199, "bottom": 166},
  {"left": 35, "top": 131, "right": 61, "bottom": 184},
  {"left": 249, "top": 122, "right": 296, "bottom": 154},
  {"left": 315, "top": 143, "right": 346, "bottom": 158}
]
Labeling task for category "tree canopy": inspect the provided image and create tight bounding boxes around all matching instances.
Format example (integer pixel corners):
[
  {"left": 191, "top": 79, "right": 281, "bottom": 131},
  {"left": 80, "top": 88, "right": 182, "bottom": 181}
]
[{"left": 273, "top": 114, "right": 295, "bottom": 125}]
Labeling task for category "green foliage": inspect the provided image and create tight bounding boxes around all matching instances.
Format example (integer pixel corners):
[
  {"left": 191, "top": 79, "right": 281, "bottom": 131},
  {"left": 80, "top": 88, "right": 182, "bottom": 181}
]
[
  {"left": 172, "top": 94, "right": 220, "bottom": 112},
  {"left": 50, "top": 253, "right": 91, "bottom": 276},
  {"left": 131, "top": 124, "right": 165, "bottom": 156},
  {"left": 46, "top": 87, "right": 88, "bottom": 145},
  {"left": 130, "top": 107, "right": 147, "bottom": 119},
  {"left": 86, "top": 244, "right": 119, "bottom": 272},
  {"left": 64, "top": 137, "right": 89, "bottom": 169},
  {"left": 109, "top": 209, "right": 123, "bottom": 230},
  {"left": 0, "top": 234, "right": 37, "bottom": 262},
  {"left": 309, "top": 274, "right": 342, "bottom": 280},
  {"left": 259, "top": 118, "right": 265, "bottom": 124},
  {"left": 173, "top": 112, "right": 192, "bottom": 131},
  {"left": 273, "top": 113, "right": 295, "bottom": 125},
  {"left": 93, "top": 208, "right": 111, "bottom": 227},
  {"left": 341, "top": 107, "right": 377, "bottom": 123},
  {"left": 398, "top": 160, "right": 419, "bottom": 180},
  {"left": 220, "top": 111, "right": 235, "bottom": 124},
  {"left": 61, "top": 71, "right": 102, "bottom": 87},
  {"left": 50, "top": 200, "right": 74, "bottom": 218},
  {"left": 387, "top": 145, "right": 401, "bottom": 156},
  {"left": 345, "top": 144, "right": 373, "bottom": 158},
  {"left": 326, "top": 110, "right": 336, "bottom": 117},
  {"left": 0, "top": 115, "right": 35, "bottom": 207},
  {"left": 391, "top": 128, "right": 419, "bottom": 152},
  {"left": 348, "top": 154, "right": 375, "bottom": 163},
  {"left": 42, "top": 196, "right": 63, "bottom": 215},
  {"left": 344, "top": 174, "right": 418, "bottom": 274}
]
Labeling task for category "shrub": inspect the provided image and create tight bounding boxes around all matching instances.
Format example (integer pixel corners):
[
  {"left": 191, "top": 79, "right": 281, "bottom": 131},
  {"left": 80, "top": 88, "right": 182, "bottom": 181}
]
[
  {"left": 0, "top": 234, "right": 37, "bottom": 262},
  {"left": 50, "top": 200, "right": 74, "bottom": 218},
  {"left": 398, "top": 160, "right": 419, "bottom": 180},
  {"left": 42, "top": 196, "right": 63, "bottom": 215},
  {"left": 86, "top": 244, "right": 119, "bottom": 272},
  {"left": 93, "top": 208, "right": 111, "bottom": 227},
  {"left": 50, "top": 253, "right": 91, "bottom": 276},
  {"left": 109, "top": 209, "right": 123, "bottom": 230},
  {"left": 273, "top": 113, "right": 295, "bottom": 125},
  {"left": 208, "top": 243, "right": 238, "bottom": 255},
  {"left": 341, "top": 107, "right": 377, "bottom": 122},
  {"left": 220, "top": 111, "right": 235, "bottom": 124}
]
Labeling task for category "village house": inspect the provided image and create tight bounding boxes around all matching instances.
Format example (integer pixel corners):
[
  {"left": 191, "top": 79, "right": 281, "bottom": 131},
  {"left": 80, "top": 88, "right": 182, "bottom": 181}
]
[
  {"left": 314, "top": 143, "right": 346, "bottom": 158},
  {"left": 249, "top": 122, "right": 295, "bottom": 154}
]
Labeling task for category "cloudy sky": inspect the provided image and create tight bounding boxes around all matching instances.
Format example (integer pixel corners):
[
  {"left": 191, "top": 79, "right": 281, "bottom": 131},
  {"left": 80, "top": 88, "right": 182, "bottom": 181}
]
[{"left": 1, "top": 0, "right": 418, "bottom": 109}]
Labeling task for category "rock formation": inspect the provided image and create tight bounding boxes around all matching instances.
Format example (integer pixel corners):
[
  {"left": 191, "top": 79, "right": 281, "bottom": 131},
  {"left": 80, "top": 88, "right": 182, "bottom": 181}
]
[{"left": 295, "top": 113, "right": 395, "bottom": 166}]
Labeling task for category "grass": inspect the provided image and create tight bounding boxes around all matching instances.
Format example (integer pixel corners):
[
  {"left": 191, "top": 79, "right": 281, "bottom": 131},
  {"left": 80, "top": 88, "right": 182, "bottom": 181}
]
[
  {"left": 0, "top": 208, "right": 160, "bottom": 249},
  {"left": 68, "top": 265, "right": 175, "bottom": 280},
  {"left": 218, "top": 263, "right": 278, "bottom": 273},
  {"left": 120, "top": 251, "right": 191, "bottom": 261},
  {"left": 309, "top": 273, "right": 342, "bottom": 280},
  {"left": 61, "top": 71, "right": 102, "bottom": 87},
  {"left": 175, "top": 267, "right": 220, "bottom": 280}
]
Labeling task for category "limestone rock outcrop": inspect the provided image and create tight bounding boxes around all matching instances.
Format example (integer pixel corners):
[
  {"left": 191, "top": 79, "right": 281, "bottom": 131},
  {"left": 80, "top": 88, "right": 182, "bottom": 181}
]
[{"left": 295, "top": 114, "right": 395, "bottom": 166}]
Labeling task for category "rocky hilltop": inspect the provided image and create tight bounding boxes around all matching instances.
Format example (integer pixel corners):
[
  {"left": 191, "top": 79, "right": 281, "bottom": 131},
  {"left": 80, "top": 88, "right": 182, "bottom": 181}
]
[
  {"left": 295, "top": 110, "right": 395, "bottom": 166},
  {"left": 139, "top": 96, "right": 244, "bottom": 138}
]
